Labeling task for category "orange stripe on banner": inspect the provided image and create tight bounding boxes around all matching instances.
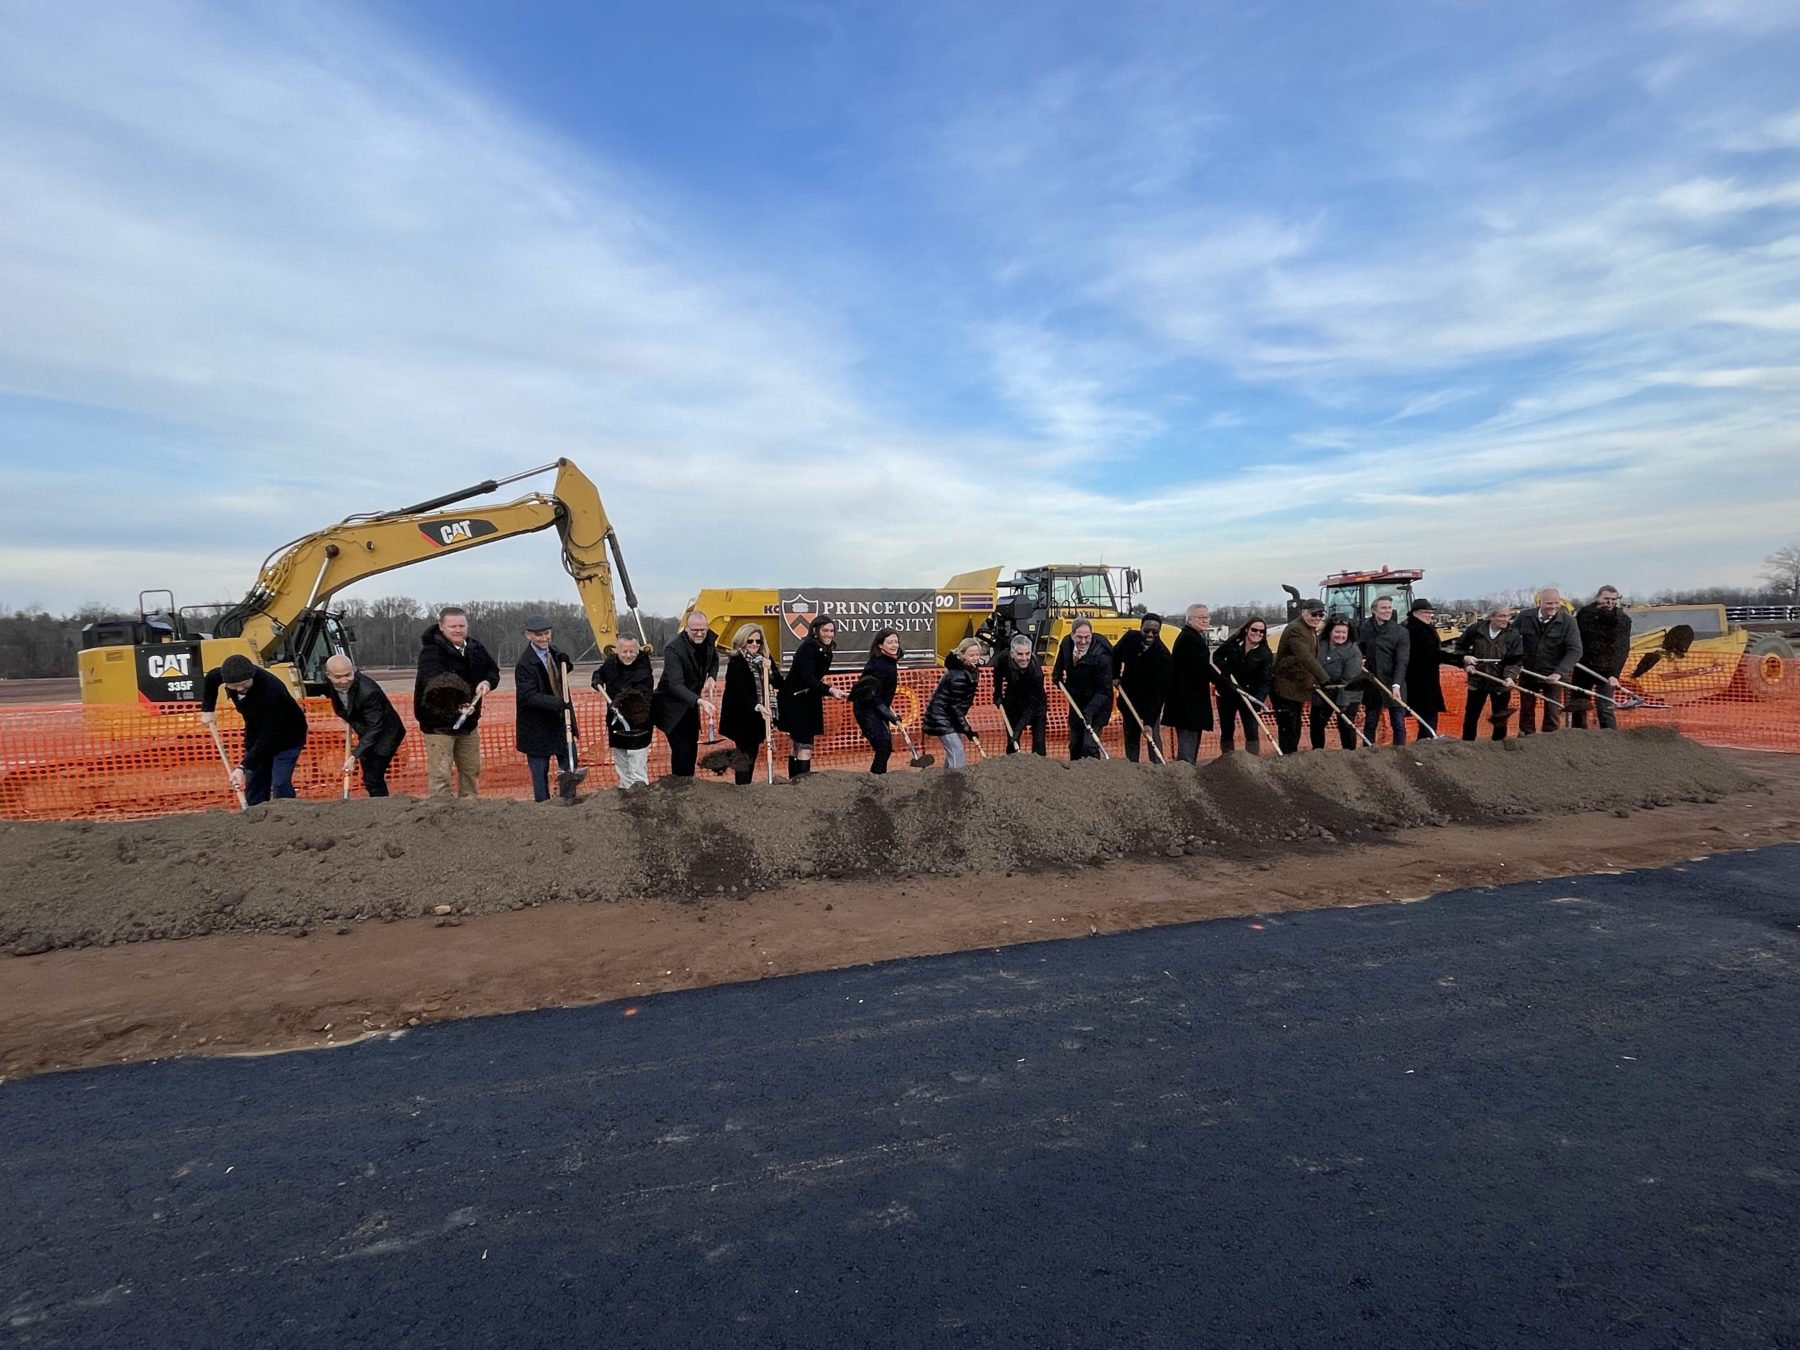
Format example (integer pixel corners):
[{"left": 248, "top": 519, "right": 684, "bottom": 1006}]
[{"left": 0, "top": 660, "right": 1794, "bottom": 821}]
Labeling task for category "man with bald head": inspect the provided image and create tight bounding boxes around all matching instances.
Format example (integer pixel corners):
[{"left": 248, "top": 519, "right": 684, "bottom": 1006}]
[{"left": 324, "top": 654, "right": 408, "bottom": 797}]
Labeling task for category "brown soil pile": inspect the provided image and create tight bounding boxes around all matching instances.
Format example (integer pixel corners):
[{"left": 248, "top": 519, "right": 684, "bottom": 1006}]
[{"left": 0, "top": 728, "right": 1754, "bottom": 956}]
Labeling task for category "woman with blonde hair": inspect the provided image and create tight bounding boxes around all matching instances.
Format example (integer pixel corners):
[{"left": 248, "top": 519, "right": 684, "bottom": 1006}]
[
  {"left": 923, "top": 638, "right": 986, "bottom": 769},
  {"left": 719, "top": 622, "right": 784, "bottom": 784}
]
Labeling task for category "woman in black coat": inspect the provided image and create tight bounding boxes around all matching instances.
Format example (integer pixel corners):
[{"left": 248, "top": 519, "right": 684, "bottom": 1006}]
[
  {"left": 851, "top": 628, "right": 904, "bottom": 774},
  {"left": 775, "top": 615, "right": 847, "bottom": 778},
  {"left": 1214, "top": 616, "right": 1274, "bottom": 754},
  {"left": 592, "top": 634, "right": 655, "bottom": 787},
  {"left": 993, "top": 635, "right": 1047, "bottom": 755},
  {"left": 719, "top": 624, "right": 784, "bottom": 784},
  {"left": 922, "top": 641, "right": 985, "bottom": 770},
  {"left": 1051, "top": 621, "right": 1114, "bottom": 760}
]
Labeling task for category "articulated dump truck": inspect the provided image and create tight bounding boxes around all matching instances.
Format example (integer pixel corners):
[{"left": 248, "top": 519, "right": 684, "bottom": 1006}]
[{"left": 688, "top": 564, "right": 1149, "bottom": 666}]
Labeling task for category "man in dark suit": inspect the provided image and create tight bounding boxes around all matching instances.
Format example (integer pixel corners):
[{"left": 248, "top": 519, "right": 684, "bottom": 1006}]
[{"left": 324, "top": 654, "right": 406, "bottom": 797}]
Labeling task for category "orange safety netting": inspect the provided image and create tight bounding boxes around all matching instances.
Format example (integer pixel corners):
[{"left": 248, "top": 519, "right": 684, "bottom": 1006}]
[{"left": 0, "top": 660, "right": 1794, "bottom": 822}]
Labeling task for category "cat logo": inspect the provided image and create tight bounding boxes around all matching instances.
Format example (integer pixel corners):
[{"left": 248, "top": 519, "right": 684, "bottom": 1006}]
[
  {"left": 418, "top": 518, "right": 501, "bottom": 549},
  {"left": 146, "top": 653, "right": 193, "bottom": 679}
]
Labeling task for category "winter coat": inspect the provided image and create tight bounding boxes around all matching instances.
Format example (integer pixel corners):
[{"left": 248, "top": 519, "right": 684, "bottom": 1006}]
[
  {"left": 993, "top": 655, "right": 1047, "bottom": 727},
  {"left": 1162, "top": 626, "right": 1216, "bottom": 733},
  {"left": 1515, "top": 607, "right": 1584, "bottom": 677},
  {"left": 1451, "top": 621, "right": 1525, "bottom": 680},
  {"left": 1355, "top": 615, "right": 1410, "bottom": 691},
  {"left": 1574, "top": 603, "right": 1633, "bottom": 680},
  {"left": 852, "top": 652, "right": 902, "bottom": 739},
  {"left": 1214, "top": 637, "right": 1273, "bottom": 702},
  {"left": 514, "top": 643, "right": 576, "bottom": 758},
  {"left": 720, "top": 651, "right": 782, "bottom": 747},
  {"left": 1273, "top": 622, "right": 1331, "bottom": 702},
  {"left": 922, "top": 652, "right": 980, "bottom": 737},
  {"left": 1112, "top": 630, "right": 1172, "bottom": 723},
  {"left": 1052, "top": 634, "right": 1114, "bottom": 729},
  {"left": 592, "top": 652, "right": 654, "bottom": 751},
  {"left": 1315, "top": 640, "right": 1366, "bottom": 712},
  {"left": 652, "top": 631, "right": 721, "bottom": 734},
  {"left": 414, "top": 625, "right": 501, "bottom": 734},
  {"left": 776, "top": 635, "right": 835, "bottom": 740},
  {"left": 1403, "top": 616, "right": 1457, "bottom": 719},
  {"left": 202, "top": 665, "right": 308, "bottom": 766},
  {"left": 325, "top": 671, "right": 405, "bottom": 762}
]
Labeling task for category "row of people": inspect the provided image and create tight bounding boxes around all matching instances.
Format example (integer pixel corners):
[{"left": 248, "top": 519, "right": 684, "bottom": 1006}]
[{"left": 198, "top": 587, "right": 1636, "bottom": 804}]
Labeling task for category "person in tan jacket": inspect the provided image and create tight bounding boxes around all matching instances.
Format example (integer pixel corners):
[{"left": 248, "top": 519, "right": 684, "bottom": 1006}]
[{"left": 1272, "top": 600, "right": 1331, "bottom": 754}]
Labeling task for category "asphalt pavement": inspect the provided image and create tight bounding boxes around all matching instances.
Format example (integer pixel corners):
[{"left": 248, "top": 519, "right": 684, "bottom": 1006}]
[{"left": 5, "top": 845, "right": 1799, "bottom": 1348}]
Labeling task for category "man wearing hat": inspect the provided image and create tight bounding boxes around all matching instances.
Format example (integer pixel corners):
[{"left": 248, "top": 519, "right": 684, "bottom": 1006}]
[
  {"left": 1272, "top": 599, "right": 1331, "bottom": 755},
  {"left": 200, "top": 654, "right": 309, "bottom": 805},
  {"left": 515, "top": 615, "right": 578, "bottom": 802},
  {"left": 1402, "top": 598, "right": 1457, "bottom": 737}
]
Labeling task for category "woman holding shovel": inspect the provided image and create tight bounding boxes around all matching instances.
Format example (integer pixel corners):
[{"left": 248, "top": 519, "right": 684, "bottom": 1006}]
[
  {"left": 1311, "top": 618, "right": 1365, "bottom": 751},
  {"left": 718, "top": 624, "right": 784, "bottom": 785},
  {"left": 923, "top": 639, "right": 986, "bottom": 769},
  {"left": 851, "top": 629, "right": 904, "bottom": 774},
  {"left": 776, "top": 615, "right": 847, "bottom": 778},
  {"left": 1214, "top": 617, "right": 1274, "bottom": 755}
]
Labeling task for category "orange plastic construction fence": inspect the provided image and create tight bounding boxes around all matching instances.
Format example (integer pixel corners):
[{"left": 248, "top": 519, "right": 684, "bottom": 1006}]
[{"left": 0, "top": 659, "right": 1794, "bottom": 822}]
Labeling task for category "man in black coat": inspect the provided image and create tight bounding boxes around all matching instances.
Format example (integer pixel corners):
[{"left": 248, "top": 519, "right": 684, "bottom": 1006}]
[
  {"left": 1162, "top": 604, "right": 1216, "bottom": 763},
  {"left": 1450, "top": 605, "right": 1525, "bottom": 741},
  {"left": 323, "top": 654, "right": 406, "bottom": 797},
  {"left": 1052, "top": 621, "right": 1114, "bottom": 760},
  {"left": 1513, "top": 588, "right": 1583, "bottom": 735},
  {"left": 414, "top": 606, "right": 501, "bottom": 798},
  {"left": 993, "top": 635, "right": 1047, "bottom": 756},
  {"left": 653, "top": 610, "right": 720, "bottom": 778},
  {"left": 1356, "top": 595, "right": 1411, "bottom": 746},
  {"left": 201, "top": 653, "right": 309, "bottom": 805},
  {"left": 1112, "top": 613, "right": 1172, "bottom": 763},
  {"left": 1402, "top": 599, "right": 1460, "bottom": 737},
  {"left": 515, "top": 616, "right": 577, "bottom": 802},
  {"left": 1570, "top": 586, "right": 1632, "bottom": 730}
]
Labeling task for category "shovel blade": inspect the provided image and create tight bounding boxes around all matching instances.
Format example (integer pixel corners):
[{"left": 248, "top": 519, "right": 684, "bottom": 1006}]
[{"left": 909, "top": 753, "right": 936, "bottom": 768}]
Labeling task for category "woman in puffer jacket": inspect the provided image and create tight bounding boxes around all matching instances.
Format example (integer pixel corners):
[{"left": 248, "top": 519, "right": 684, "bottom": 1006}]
[
  {"left": 922, "top": 640, "right": 986, "bottom": 769},
  {"left": 1311, "top": 617, "right": 1365, "bottom": 750}
]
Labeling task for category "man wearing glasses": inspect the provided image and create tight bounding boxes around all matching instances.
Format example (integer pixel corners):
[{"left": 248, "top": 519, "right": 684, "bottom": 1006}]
[{"left": 1272, "top": 600, "right": 1331, "bottom": 754}]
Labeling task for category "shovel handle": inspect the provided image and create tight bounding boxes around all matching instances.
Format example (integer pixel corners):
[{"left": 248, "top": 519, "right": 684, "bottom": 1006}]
[
  {"left": 205, "top": 720, "right": 248, "bottom": 811},
  {"left": 1364, "top": 674, "right": 1440, "bottom": 739},
  {"left": 1115, "top": 685, "right": 1166, "bottom": 763},
  {"left": 1057, "top": 679, "right": 1111, "bottom": 760}
]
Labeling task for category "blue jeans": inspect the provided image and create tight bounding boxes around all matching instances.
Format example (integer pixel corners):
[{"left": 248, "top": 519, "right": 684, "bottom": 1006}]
[
  {"left": 246, "top": 744, "right": 303, "bottom": 805},
  {"left": 1363, "top": 693, "right": 1407, "bottom": 746},
  {"left": 1175, "top": 728, "right": 1203, "bottom": 763},
  {"left": 940, "top": 733, "right": 966, "bottom": 769},
  {"left": 528, "top": 747, "right": 574, "bottom": 802}
]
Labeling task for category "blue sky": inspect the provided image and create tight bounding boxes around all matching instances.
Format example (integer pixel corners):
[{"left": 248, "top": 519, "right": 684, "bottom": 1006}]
[{"left": 2, "top": 0, "right": 1798, "bottom": 617}]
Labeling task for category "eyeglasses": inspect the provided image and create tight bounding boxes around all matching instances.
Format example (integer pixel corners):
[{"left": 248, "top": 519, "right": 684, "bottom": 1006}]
[
  {"left": 745, "top": 638, "right": 763, "bottom": 645},
  {"left": 1248, "top": 626, "right": 1266, "bottom": 634}
]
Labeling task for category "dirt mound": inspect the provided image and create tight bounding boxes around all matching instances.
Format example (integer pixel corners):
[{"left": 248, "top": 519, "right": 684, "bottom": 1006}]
[{"left": 0, "top": 729, "right": 1756, "bottom": 955}]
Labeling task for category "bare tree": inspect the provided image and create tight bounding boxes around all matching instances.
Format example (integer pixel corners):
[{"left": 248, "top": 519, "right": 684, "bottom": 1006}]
[{"left": 1761, "top": 542, "right": 1800, "bottom": 603}]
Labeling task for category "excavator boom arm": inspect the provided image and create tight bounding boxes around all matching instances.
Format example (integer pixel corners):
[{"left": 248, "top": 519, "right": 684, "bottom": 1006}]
[{"left": 219, "top": 459, "right": 632, "bottom": 661}]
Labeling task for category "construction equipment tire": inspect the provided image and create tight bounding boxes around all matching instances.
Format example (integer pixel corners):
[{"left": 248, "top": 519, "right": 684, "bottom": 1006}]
[{"left": 1745, "top": 636, "right": 1798, "bottom": 701}]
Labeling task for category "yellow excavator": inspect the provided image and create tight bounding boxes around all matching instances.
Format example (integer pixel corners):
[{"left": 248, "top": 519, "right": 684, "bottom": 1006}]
[{"left": 77, "top": 460, "right": 644, "bottom": 710}]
